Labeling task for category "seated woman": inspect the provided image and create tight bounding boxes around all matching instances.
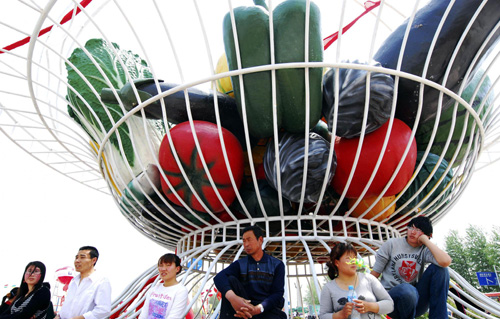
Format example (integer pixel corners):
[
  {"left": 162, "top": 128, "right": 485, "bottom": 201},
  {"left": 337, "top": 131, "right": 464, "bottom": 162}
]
[
  {"left": 319, "top": 243, "right": 393, "bottom": 319},
  {"left": 139, "top": 253, "right": 189, "bottom": 319},
  {"left": 0, "top": 261, "right": 51, "bottom": 319}
]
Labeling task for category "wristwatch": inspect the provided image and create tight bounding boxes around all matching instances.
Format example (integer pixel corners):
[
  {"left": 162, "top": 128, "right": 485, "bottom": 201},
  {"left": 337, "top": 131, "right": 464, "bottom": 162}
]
[{"left": 257, "top": 304, "right": 264, "bottom": 313}]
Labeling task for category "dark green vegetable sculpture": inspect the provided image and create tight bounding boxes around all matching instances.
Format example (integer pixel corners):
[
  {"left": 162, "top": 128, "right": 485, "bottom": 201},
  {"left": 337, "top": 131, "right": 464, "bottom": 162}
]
[
  {"left": 415, "top": 71, "right": 493, "bottom": 167},
  {"left": 397, "top": 152, "right": 453, "bottom": 215},
  {"left": 322, "top": 60, "right": 394, "bottom": 138},
  {"left": 232, "top": 179, "right": 294, "bottom": 218},
  {"left": 263, "top": 132, "right": 336, "bottom": 203},
  {"left": 222, "top": 0, "right": 323, "bottom": 138}
]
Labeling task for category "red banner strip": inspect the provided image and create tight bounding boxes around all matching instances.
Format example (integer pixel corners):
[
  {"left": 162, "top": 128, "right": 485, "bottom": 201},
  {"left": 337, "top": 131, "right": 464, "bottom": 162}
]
[
  {"left": 1, "top": 0, "right": 93, "bottom": 54},
  {"left": 323, "top": 1, "right": 381, "bottom": 50}
]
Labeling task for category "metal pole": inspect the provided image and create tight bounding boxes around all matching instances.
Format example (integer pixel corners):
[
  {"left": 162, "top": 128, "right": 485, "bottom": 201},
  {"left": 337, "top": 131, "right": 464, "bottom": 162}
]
[{"left": 494, "top": 265, "right": 500, "bottom": 292}]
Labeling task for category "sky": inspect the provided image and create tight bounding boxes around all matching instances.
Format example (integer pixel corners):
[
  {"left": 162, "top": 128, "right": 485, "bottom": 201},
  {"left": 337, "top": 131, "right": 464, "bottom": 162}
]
[
  {"left": 0, "top": 132, "right": 168, "bottom": 300},
  {"left": 1, "top": 0, "right": 500, "bottom": 306}
]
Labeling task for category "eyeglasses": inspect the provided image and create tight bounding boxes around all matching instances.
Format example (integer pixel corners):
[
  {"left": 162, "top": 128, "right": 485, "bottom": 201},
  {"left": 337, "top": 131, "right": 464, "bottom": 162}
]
[
  {"left": 25, "top": 270, "right": 42, "bottom": 276},
  {"left": 407, "top": 226, "right": 422, "bottom": 233}
]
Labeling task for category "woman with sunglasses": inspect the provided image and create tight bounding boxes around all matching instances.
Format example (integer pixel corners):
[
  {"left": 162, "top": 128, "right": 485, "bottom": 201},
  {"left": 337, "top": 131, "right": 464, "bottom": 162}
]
[
  {"left": 319, "top": 243, "right": 393, "bottom": 319},
  {"left": 0, "top": 261, "right": 51, "bottom": 319}
]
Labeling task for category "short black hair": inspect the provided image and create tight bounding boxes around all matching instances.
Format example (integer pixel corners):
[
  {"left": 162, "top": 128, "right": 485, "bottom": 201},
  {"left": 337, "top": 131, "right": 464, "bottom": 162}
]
[
  {"left": 158, "top": 253, "right": 182, "bottom": 275},
  {"left": 242, "top": 225, "right": 263, "bottom": 240},
  {"left": 408, "top": 216, "right": 433, "bottom": 236},
  {"left": 79, "top": 246, "right": 99, "bottom": 266}
]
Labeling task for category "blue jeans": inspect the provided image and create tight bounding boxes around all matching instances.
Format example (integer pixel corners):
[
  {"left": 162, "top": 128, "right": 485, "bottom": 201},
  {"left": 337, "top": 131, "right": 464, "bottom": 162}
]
[{"left": 388, "top": 264, "right": 450, "bottom": 319}]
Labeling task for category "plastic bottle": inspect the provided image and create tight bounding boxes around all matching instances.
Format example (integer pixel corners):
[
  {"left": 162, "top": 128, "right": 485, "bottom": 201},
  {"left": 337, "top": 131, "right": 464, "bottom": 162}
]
[{"left": 348, "top": 285, "right": 360, "bottom": 319}]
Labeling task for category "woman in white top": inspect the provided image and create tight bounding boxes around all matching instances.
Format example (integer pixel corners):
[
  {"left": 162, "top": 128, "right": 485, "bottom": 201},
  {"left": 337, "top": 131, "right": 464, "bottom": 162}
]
[
  {"left": 319, "top": 243, "right": 393, "bottom": 319},
  {"left": 139, "top": 254, "right": 189, "bottom": 319}
]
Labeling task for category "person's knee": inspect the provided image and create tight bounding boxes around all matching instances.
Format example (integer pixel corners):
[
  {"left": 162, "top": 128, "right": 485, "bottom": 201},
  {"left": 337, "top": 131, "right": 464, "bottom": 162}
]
[
  {"left": 397, "top": 290, "right": 418, "bottom": 307},
  {"left": 426, "top": 264, "right": 449, "bottom": 276},
  {"left": 227, "top": 276, "right": 249, "bottom": 300},
  {"left": 390, "top": 284, "right": 418, "bottom": 308},
  {"left": 425, "top": 264, "right": 450, "bottom": 285}
]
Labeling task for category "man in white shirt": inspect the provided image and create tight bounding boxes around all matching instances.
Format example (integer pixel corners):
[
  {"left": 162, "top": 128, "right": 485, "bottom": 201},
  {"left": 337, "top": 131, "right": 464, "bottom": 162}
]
[{"left": 57, "top": 246, "right": 112, "bottom": 319}]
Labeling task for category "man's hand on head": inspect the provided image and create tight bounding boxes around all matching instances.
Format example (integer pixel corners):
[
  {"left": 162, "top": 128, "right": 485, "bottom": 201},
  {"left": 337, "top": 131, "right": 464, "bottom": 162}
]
[{"left": 417, "top": 234, "right": 430, "bottom": 245}]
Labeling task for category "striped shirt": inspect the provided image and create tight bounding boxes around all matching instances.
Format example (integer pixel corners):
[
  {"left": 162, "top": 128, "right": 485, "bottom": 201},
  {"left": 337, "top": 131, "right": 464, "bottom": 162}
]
[{"left": 3, "top": 286, "right": 51, "bottom": 319}]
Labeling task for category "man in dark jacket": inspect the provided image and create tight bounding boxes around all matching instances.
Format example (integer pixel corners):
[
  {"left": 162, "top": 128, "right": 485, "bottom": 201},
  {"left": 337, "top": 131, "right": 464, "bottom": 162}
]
[{"left": 214, "top": 225, "right": 286, "bottom": 319}]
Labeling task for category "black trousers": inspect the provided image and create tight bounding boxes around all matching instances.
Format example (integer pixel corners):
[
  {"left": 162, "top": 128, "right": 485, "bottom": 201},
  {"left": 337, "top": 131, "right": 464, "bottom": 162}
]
[{"left": 218, "top": 276, "right": 287, "bottom": 319}]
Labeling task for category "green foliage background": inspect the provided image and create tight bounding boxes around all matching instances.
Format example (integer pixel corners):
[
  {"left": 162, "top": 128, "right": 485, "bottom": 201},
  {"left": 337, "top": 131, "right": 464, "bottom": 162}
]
[{"left": 445, "top": 225, "right": 500, "bottom": 293}]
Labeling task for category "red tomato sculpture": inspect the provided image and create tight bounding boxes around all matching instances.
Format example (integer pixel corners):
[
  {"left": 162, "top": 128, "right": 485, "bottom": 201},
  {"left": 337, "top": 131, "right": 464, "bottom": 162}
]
[
  {"left": 159, "top": 121, "right": 244, "bottom": 213},
  {"left": 332, "top": 119, "right": 417, "bottom": 198}
]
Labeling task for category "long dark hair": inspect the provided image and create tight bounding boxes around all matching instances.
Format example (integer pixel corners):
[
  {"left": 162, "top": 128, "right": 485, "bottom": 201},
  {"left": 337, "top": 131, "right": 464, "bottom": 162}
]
[
  {"left": 15, "top": 261, "right": 46, "bottom": 301},
  {"left": 326, "top": 242, "right": 358, "bottom": 280}
]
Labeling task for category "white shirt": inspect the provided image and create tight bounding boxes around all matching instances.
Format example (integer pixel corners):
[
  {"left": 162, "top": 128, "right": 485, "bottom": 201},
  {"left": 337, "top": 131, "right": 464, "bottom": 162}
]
[
  {"left": 138, "top": 283, "right": 188, "bottom": 319},
  {"left": 59, "top": 271, "right": 112, "bottom": 319}
]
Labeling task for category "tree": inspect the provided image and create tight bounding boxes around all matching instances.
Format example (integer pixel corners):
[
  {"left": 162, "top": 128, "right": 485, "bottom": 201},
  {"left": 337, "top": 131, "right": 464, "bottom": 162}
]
[
  {"left": 465, "top": 225, "right": 491, "bottom": 286},
  {"left": 486, "top": 226, "right": 500, "bottom": 270},
  {"left": 445, "top": 229, "right": 474, "bottom": 284},
  {"left": 303, "top": 277, "right": 323, "bottom": 306},
  {"left": 445, "top": 225, "right": 499, "bottom": 293}
]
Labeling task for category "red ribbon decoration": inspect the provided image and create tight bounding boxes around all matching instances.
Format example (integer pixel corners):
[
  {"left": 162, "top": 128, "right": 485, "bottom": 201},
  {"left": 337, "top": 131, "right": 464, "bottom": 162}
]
[
  {"left": 1, "top": 0, "right": 93, "bottom": 54},
  {"left": 2, "top": 1, "right": 377, "bottom": 54},
  {"left": 323, "top": 1, "right": 381, "bottom": 50}
]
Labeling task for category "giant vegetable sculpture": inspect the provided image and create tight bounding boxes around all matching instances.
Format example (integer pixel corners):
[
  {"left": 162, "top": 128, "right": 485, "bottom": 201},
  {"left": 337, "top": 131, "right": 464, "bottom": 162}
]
[
  {"left": 332, "top": 119, "right": 417, "bottom": 198},
  {"left": 222, "top": 0, "right": 323, "bottom": 138},
  {"left": 66, "top": 39, "right": 164, "bottom": 190},
  {"left": 100, "top": 78, "right": 254, "bottom": 150},
  {"left": 415, "top": 70, "right": 494, "bottom": 167},
  {"left": 158, "top": 121, "right": 244, "bottom": 213},
  {"left": 374, "top": 0, "right": 500, "bottom": 127},
  {"left": 263, "top": 132, "right": 336, "bottom": 203},
  {"left": 322, "top": 60, "right": 394, "bottom": 138},
  {"left": 62, "top": 0, "right": 499, "bottom": 242},
  {"left": 396, "top": 152, "right": 453, "bottom": 215}
]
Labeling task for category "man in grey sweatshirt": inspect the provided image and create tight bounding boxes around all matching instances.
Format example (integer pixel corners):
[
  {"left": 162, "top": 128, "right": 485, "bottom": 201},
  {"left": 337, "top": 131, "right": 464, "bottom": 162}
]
[{"left": 370, "top": 216, "right": 452, "bottom": 319}]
